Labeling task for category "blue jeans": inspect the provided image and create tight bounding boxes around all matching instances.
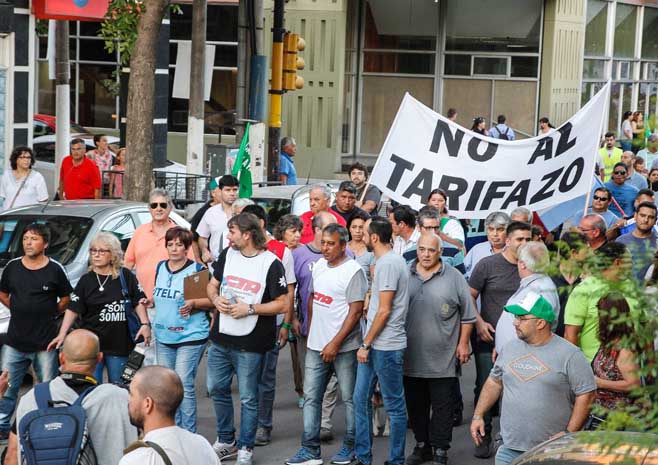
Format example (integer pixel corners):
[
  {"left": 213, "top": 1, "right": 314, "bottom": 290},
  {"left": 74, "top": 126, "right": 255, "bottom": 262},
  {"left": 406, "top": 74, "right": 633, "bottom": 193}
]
[
  {"left": 620, "top": 140, "right": 632, "bottom": 152},
  {"left": 207, "top": 342, "right": 263, "bottom": 449},
  {"left": 257, "top": 338, "right": 280, "bottom": 430},
  {"left": 0, "top": 345, "right": 59, "bottom": 431},
  {"left": 93, "top": 354, "right": 128, "bottom": 384},
  {"left": 354, "top": 348, "right": 407, "bottom": 465},
  {"left": 157, "top": 341, "right": 206, "bottom": 433},
  {"left": 495, "top": 445, "right": 524, "bottom": 465},
  {"left": 302, "top": 349, "right": 357, "bottom": 455}
]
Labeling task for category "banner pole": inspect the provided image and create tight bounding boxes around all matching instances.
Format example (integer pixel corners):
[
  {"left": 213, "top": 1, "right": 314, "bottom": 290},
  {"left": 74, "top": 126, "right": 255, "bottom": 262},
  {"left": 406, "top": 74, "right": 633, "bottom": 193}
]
[{"left": 583, "top": 83, "right": 611, "bottom": 217}]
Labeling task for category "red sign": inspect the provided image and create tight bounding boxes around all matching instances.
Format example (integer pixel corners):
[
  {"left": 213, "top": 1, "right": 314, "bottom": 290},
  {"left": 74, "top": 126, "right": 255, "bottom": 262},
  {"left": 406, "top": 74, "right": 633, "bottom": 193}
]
[{"left": 33, "top": 0, "right": 110, "bottom": 21}]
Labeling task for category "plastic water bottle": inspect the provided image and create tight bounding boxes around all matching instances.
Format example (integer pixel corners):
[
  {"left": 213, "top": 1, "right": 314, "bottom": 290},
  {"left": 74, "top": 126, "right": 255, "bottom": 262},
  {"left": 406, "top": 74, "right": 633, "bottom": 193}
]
[{"left": 221, "top": 279, "right": 237, "bottom": 304}]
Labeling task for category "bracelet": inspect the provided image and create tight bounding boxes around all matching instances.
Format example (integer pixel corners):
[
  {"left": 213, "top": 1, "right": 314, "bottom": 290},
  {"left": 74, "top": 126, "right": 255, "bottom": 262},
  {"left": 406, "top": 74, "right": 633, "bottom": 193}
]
[
  {"left": 281, "top": 322, "right": 293, "bottom": 330},
  {"left": 140, "top": 322, "right": 151, "bottom": 327},
  {"left": 472, "top": 414, "right": 483, "bottom": 421}
]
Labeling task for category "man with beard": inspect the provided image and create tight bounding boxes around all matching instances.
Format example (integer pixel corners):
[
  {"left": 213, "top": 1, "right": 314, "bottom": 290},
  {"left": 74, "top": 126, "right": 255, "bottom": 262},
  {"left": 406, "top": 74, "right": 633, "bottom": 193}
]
[
  {"left": 616, "top": 201, "right": 658, "bottom": 280},
  {"left": 206, "top": 213, "right": 288, "bottom": 465},
  {"left": 120, "top": 366, "right": 219, "bottom": 465},
  {"left": 470, "top": 292, "right": 595, "bottom": 465},
  {"left": 349, "top": 163, "right": 381, "bottom": 214}
]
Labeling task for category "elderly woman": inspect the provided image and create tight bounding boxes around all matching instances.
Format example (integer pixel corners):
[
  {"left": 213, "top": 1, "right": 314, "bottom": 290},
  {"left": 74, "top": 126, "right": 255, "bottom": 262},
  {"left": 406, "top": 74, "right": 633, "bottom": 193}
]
[
  {"left": 273, "top": 214, "right": 303, "bottom": 250},
  {"left": 0, "top": 146, "right": 48, "bottom": 211},
  {"left": 153, "top": 227, "right": 212, "bottom": 432},
  {"left": 48, "top": 232, "right": 151, "bottom": 383}
]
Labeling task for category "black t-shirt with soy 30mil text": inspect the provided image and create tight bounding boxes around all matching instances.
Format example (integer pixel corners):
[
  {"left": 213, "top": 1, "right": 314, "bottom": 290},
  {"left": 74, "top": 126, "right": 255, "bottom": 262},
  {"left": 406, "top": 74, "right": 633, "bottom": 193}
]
[
  {"left": 69, "top": 268, "right": 145, "bottom": 356},
  {"left": 0, "top": 257, "right": 73, "bottom": 352}
]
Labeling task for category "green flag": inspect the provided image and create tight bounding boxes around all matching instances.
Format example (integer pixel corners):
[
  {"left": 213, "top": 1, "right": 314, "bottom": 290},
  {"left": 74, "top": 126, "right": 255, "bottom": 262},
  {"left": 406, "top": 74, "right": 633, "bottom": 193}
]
[{"left": 232, "top": 123, "right": 253, "bottom": 198}]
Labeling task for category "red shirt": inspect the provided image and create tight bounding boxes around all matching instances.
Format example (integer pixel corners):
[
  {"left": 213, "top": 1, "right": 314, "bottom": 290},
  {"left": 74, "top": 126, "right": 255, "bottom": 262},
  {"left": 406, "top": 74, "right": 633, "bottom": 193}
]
[
  {"left": 60, "top": 155, "right": 102, "bottom": 200},
  {"left": 299, "top": 209, "right": 347, "bottom": 244}
]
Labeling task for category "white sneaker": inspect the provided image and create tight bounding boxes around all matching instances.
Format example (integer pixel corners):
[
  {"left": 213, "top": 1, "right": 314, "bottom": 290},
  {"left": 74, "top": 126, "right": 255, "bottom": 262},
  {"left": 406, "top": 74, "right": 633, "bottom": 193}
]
[
  {"left": 236, "top": 446, "right": 253, "bottom": 465},
  {"left": 213, "top": 439, "right": 238, "bottom": 461}
]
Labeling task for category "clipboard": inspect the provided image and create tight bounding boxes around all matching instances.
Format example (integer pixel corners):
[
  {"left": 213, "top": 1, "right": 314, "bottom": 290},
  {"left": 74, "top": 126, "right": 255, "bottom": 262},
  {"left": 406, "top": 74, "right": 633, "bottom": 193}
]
[{"left": 183, "top": 269, "right": 210, "bottom": 300}]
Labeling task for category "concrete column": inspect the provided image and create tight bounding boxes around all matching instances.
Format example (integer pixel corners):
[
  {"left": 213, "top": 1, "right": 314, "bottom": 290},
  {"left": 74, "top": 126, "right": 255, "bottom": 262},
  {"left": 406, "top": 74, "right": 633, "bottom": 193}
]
[{"left": 538, "top": 0, "right": 587, "bottom": 126}]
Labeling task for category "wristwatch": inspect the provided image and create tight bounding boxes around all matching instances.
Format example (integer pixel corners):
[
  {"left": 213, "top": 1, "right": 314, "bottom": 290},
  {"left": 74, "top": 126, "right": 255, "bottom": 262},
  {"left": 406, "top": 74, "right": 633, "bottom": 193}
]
[
  {"left": 360, "top": 342, "right": 371, "bottom": 350},
  {"left": 248, "top": 304, "right": 256, "bottom": 316}
]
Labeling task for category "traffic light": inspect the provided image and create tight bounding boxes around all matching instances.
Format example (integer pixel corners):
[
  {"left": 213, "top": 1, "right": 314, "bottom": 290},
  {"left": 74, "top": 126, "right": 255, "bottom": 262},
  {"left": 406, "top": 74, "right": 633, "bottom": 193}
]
[{"left": 283, "top": 32, "right": 305, "bottom": 91}]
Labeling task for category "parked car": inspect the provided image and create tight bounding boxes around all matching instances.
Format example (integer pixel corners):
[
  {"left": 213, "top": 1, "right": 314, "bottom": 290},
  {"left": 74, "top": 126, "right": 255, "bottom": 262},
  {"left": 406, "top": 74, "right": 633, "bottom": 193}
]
[
  {"left": 0, "top": 200, "right": 191, "bottom": 335},
  {"left": 33, "top": 114, "right": 90, "bottom": 138},
  {"left": 250, "top": 182, "right": 340, "bottom": 231},
  {"left": 512, "top": 431, "right": 658, "bottom": 465}
]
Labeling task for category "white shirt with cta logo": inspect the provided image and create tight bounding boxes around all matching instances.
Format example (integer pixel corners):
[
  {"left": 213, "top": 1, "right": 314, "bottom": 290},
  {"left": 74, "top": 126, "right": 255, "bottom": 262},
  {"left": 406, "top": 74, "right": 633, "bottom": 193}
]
[{"left": 307, "top": 257, "right": 368, "bottom": 352}]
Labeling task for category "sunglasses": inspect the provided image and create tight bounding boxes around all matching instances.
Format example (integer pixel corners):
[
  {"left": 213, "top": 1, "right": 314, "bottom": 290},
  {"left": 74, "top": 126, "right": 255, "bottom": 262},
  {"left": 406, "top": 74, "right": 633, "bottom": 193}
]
[
  {"left": 613, "top": 170, "right": 627, "bottom": 175},
  {"left": 149, "top": 202, "right": 169, "bottom": 209},
  {"left": 593, "top": 195, "right": 610, "bottom": 201},
  {"left": 89, "top": 248, "right": 111, "bottom": 255}
]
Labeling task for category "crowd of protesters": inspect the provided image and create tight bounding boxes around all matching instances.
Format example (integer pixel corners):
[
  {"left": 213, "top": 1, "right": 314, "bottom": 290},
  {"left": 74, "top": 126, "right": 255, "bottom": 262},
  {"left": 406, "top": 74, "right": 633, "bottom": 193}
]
[{"left": 0, "top": 125, "right": 654, "bottom": 465}]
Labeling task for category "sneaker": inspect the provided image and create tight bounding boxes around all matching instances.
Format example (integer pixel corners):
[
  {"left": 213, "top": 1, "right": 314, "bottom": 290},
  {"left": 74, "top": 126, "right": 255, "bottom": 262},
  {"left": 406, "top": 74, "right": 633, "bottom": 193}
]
[
  {"left": 320, "top": 427, "right": 334, "bottom": 442},
  {"left": 473, "top": 433, "right": 493, "bottom": 459},
  {"left": 237, "top": 447, "right": 254, "bottom": 465},
  {"left": 405, "top": 443, "right": 433, "bottom": 465},
  {"left": 431, "top": 449, "right": 448, "bottom": 465},
  {"left": 298, "top": 396, "right": 305, "bottom": 409},
  {"left": 254, "top": 427, "right": 271, "bottom": 446},
  {"left": 285, "top": 447, "right": 323, "bottom": 465},
  {"left": 347, "top": 459, "right": 367, "bottom": 465},
  {"left": 330, "top": 445, "right": 355, "bottom": 465},
  {"left": 213, "top": 439, "right": 238, "bottom": 461}
]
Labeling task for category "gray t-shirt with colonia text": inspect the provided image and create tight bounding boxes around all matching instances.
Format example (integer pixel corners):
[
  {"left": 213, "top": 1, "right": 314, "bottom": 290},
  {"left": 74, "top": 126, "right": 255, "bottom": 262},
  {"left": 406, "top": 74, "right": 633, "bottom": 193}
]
[
  {"left": 490, "top": 335, "right": 596, "bottom": 452},
  {"left": 367, "top": 250, "right": 410, "bottom": 351}
]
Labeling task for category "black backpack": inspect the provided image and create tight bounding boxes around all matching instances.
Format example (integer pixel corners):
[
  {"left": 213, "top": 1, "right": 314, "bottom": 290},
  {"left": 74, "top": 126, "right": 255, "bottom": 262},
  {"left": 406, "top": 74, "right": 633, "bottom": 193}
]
[{"left": 496, "top": 125, "right": 511, "bottom": 140}]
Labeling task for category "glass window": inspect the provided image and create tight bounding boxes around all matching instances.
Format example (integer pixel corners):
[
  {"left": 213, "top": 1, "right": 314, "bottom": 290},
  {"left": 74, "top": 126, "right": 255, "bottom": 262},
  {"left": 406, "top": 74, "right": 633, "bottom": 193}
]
[
  {"left": 444, "top": 55, "right": 471, "bottom": 76},
  {"left": 363, "top": 52, "right": 434, "bottom": 74},
  {"left": 445, "top": 0, "right": 541, "bottom": 53},
  {"left": 359, "top": 75, "right": 433, "bottom": 154},
  {"left": 510, "top": 56, "right": 538, "bottom": 78},
  {"left": 78, "top": 39, "right": 115, "bottom": 62},
  {"left": 614, "top": 4, "right": 637, "bottom": 59},
  {"left": 171, "top": 4, "right": 238, "bottom": 42},
  {"left": 37, "top": 61, "right": 76, "bottom": 118},
  {"left": 583, "top": 59, "right": 605, "bottom": 79},
  {"left": 617, "top": 61, "right": 631, "bottom": 80},
  {"left": 473, "top": 57, "right": 507, "bottom": 76},
  {"left": 647, "top": 62, "right": 658, "bottom": 81},
  {"left": 364, "top": 0, "right": 437, "bottom": 51},
  {"left": 585, "top": 0, "right": 607, "bottom": 56},
  {"left": 168, "top": 69, "right": 237, "bottom": 133},
  {"left": 213, "top": 46, "right": 238, "bottom": 68},
  {"left": 77, "top": 64, "right": 117, "bottom": 128},
  {"left": 581, "top": 81, "right": 605, "bottom": 108},
  {"left": 642, "top": 7, "right": 658, "bottom": 59},
  {"left": 493, "top": 80, "right": 537, "bottom": 137},
  {"left": 442, "top": 78, "right": 491, "bottom": 129},
  {"left": 102, "top": 214, "right": 136, "bottom": 239}
]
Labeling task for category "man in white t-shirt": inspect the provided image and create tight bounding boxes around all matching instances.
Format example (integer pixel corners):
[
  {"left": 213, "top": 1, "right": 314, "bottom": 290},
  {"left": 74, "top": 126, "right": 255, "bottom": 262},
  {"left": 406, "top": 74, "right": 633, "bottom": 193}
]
[
  {"left": 286, "top": 223, "right": 368, "bottom": 465},
  {"left": 120, "top": 366, "right": 219, "bottom": 465},
  {"left": 197, "top": 174, "right": 239, "bottom": 264}
]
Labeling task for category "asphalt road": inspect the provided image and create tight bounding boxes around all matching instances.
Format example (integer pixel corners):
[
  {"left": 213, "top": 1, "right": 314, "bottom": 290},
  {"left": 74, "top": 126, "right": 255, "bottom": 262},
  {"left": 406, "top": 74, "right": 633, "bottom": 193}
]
[{"left": 194, "top": 344, "right": 497, "bottom": 465}]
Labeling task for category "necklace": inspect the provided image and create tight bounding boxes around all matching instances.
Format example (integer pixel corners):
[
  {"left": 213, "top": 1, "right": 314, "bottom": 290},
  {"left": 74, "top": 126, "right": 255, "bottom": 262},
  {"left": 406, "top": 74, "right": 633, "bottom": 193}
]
[{"left": 95, "top": 272, "right": 111, "bottom": 292}]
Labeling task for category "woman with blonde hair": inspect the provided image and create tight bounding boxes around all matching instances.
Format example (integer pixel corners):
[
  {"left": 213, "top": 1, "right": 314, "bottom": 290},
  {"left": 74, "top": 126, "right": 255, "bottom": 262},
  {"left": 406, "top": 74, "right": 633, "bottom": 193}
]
[{"left": 48, "top": 232, "right": 151, "bottom": 383}]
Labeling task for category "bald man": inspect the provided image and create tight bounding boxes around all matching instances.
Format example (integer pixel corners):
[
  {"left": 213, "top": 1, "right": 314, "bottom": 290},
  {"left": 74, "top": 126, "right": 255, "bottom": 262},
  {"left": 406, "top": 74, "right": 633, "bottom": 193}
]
[
  {"left": 120, "top": 366, "right": 219, "bottom": 465},
  {"left": 6, "top": 329, "right": 137, "bottom": 465}
]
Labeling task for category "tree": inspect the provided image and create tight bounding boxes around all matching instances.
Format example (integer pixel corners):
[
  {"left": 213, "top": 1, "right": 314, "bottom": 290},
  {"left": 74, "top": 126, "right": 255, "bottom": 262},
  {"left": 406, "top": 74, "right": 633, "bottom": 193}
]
[{"left": 101, "top": 0, "right": 177, "bottom": 201}]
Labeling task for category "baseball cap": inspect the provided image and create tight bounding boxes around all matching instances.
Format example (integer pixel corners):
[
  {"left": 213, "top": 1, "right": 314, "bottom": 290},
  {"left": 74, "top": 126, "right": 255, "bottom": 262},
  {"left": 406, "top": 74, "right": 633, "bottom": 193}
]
[
  {"left": 208, "top": 177, "right": 220, "bottom": 191},
  {"left": 504, "top": 291, "right": 555, "bottom": 323}
]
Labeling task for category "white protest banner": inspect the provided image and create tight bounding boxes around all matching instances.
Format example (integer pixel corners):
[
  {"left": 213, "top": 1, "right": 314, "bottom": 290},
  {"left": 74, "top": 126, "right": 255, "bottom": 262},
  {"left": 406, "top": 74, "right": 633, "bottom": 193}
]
[{"left": 369, "top": 84, "right": 610, "bottom": 218}]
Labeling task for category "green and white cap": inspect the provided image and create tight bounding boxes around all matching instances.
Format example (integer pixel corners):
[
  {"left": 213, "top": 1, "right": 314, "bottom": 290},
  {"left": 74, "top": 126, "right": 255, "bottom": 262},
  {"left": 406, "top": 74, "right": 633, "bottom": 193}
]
[{"left": 504, "top": 291, "right": 555, "bottom": 323}]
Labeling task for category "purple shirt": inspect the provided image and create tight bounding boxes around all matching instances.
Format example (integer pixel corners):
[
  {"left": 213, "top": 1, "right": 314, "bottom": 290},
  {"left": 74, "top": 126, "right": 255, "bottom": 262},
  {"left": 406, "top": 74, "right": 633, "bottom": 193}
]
[{"left": 292, "top": 243, "right": 354, "bottom": 336}]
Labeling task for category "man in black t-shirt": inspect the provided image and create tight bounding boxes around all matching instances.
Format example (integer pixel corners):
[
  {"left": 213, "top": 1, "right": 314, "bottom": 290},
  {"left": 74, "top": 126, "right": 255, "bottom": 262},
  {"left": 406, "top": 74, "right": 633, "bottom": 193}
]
[
  {"left": 331, "top": 181, "right": 369, "bottom": 226},
  {"left": 206, "top": 213, "right": 288, "bottom": 465},
  {"left": 0, "top": 223, "right": 72, "bottom": 439}
]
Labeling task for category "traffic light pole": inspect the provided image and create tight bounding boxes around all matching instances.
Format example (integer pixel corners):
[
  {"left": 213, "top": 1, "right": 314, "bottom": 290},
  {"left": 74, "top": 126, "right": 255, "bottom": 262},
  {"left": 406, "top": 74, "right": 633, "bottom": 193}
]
[{"left": 267, "top": 0, "right": 285, "bottom": 183}]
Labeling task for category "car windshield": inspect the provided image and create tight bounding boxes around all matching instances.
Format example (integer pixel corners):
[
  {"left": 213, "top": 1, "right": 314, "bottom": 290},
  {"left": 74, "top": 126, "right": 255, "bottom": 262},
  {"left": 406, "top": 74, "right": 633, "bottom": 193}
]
[
  {"left": 0, "top": 215, "right": 93, "bottom": 267},
  {"left": 71, "top": 123, "right": 88, "bottom": 134},
  {"left": 251, "top": 198, "right": 292, "bottom": 232}
]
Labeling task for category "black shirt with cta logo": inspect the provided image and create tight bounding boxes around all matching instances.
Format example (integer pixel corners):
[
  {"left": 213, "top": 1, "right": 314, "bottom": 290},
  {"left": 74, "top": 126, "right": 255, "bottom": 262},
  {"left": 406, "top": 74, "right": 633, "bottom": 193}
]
[
  {"left": 0, "top": 258, "right": 72, "bottom": 352},
  {"left": 69, "top": 268, "right": 145, "bottom": 356}
]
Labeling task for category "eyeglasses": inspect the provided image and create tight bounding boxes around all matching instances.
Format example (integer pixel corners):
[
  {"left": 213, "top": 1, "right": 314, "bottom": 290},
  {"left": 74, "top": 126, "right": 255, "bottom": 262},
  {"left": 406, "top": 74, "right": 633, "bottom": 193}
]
[
  {"left": 149, "top": 202, "right": 169, "bottom": 210},
  {"left": 89, "top": 248, "right": 111, "bottom": 255},
  {"left": 514, "top": 315, "right": 540, "bottom": 321},
  {"left": 17, "top": 155, "right": 32, "bottom": 160},
  {"left": 593, "top": 195, "right": 609, "bottom": 201},
  {"left": 613, "top": 170, "right": 627, "bottom": 175},
  {"left": 421, "top": 225, "right": 441, "bottom": 231}
]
